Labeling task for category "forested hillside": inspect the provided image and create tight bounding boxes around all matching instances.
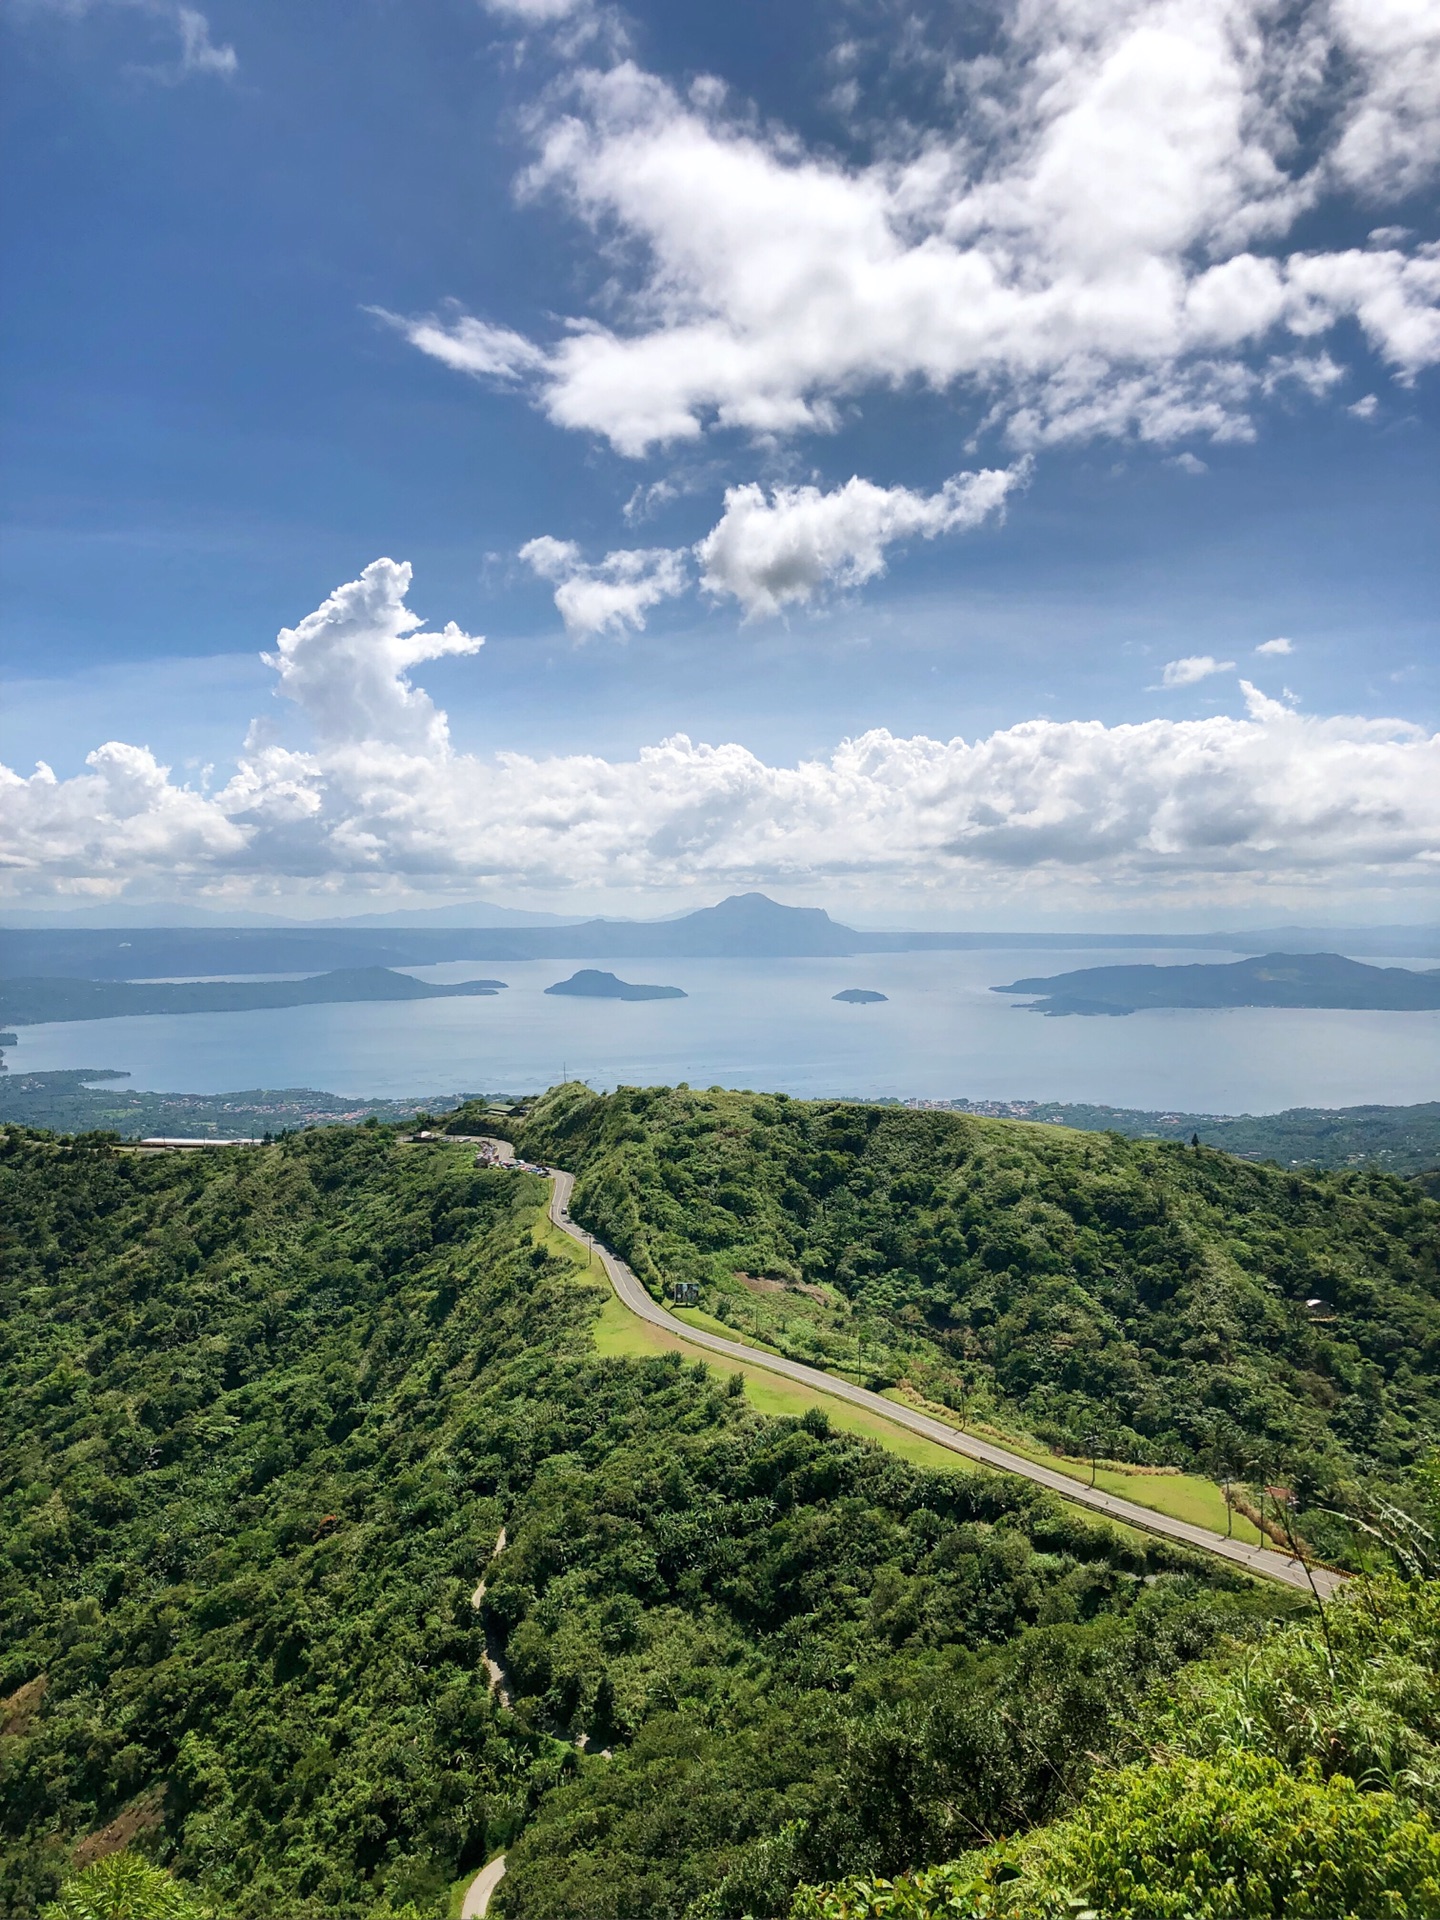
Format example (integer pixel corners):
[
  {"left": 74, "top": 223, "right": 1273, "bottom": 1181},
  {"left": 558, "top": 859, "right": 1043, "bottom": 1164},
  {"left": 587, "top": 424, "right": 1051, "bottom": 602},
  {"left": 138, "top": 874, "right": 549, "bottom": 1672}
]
[
  {"left": 0, "top": 1124, "right": 1270, "bottom": 1920},
  {"left": 518, "top": 1084, "right": 1440, "bottom": 1543}
]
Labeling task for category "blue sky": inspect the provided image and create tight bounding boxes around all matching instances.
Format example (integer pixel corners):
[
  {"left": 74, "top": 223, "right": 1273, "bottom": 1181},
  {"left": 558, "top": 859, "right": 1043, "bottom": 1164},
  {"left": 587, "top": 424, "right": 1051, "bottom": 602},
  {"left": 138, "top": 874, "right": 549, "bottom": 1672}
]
[{"left": 2, "top": 0, "right": 1438, "bottom": 923}]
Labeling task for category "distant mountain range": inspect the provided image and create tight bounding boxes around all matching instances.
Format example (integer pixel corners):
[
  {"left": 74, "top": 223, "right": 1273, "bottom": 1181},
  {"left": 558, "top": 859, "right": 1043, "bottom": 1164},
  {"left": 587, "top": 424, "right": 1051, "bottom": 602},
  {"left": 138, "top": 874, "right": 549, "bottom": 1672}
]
[
  {"left": 1, "top": 891, "right": 1437, "bottom": 981},
  {"left": 996, "top": 951, "right": 1440, "bottom": 1016}
]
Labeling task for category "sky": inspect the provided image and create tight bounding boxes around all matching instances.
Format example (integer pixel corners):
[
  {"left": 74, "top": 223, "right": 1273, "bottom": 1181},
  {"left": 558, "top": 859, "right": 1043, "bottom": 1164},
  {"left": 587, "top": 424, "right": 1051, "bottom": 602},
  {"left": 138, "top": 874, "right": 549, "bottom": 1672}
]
[{"left": 1, "top": 0, "right": 1438, "bottom": 926}]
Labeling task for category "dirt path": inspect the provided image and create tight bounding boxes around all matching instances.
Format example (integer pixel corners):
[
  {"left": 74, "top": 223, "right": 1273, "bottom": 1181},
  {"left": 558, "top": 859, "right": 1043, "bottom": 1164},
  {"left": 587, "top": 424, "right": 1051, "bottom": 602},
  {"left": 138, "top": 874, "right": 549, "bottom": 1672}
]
[
  {"left": 544, "top": 1170, "right": 1344, "bottom": 1598},
  {"left": 471, "top": 1528, "right": 511, "bottom": 1708},
  {"left": 461, "top": 1854, "right": 506, "bottom": 1918}
]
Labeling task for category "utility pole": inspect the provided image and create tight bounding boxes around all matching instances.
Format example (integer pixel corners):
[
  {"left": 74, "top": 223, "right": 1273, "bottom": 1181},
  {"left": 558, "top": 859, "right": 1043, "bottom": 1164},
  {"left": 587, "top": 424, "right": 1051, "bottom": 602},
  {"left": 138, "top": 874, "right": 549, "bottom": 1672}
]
[
  {"left": 1087, "top": 1432, "right": 1100, "bottom": 1488},
  {"left": 1222, "top": 1469, "right": 1234, "bottom": 1537}
]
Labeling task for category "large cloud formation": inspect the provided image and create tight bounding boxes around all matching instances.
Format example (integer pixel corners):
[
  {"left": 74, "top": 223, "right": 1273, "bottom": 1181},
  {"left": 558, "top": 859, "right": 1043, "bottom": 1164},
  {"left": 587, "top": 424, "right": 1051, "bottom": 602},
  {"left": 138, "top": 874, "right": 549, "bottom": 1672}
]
[
  {"left": 391, "top": 2, "right": 1440, "bottom": 455},
  {"left": 3, "top": 562, "right": 1436, "bottom": 902}
]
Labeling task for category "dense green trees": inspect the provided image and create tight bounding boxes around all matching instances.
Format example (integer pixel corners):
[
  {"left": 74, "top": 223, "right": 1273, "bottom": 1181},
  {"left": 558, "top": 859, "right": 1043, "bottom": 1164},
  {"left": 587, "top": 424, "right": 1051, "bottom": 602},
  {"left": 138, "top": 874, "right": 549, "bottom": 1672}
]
[
  {"left": 795, "top": 1577, "right": 1440, "bottom": 1919},
  {"left": 42, "top": 1854, "right": 211, "bottom": 1920},
  {"left": 519, "top": 1085, "right": 1440, "bottom": 1523},
  {"left": 0, "top": 1125, "right": 1268, "bottom": 1920},
  {"left": 6, "top": 1098, "right": 1439, "bottom": 1920}
]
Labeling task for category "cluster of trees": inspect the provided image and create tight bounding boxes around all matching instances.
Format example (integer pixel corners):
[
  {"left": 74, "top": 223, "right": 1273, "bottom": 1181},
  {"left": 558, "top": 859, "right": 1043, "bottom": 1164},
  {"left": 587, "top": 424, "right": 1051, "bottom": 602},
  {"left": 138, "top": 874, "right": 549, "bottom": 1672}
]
[
  {"left": 519, "top": 1084, "right": 1440, "bottom": 1540},
  {"left": 3, "top": 1121, "right": 1273, "bottom": 1920}
]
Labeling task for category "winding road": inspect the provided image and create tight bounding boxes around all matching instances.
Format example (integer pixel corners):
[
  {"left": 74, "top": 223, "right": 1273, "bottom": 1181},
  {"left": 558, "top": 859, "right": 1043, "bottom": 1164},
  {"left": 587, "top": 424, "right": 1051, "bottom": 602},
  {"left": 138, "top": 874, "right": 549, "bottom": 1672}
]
[
  {"left": 459, "top": 1147, "right": 1342, "bottom": 1915},
  {"left": 544, "top": 1167, "right": 1344, "bottom": 1598}
]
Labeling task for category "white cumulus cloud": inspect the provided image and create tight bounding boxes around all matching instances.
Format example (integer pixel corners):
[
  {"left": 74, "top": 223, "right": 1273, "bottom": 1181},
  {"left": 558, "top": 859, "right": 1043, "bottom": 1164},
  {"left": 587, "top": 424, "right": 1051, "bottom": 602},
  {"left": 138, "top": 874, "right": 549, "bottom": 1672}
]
[
  {"left": 1257, "top": 636, "right": 1295, "bottom": 655},
  {"left": 1160, "top": 655, "right": 1237, "bottom": 688},
  {"left": 519, "top": 535, "right": 688, "bottom": 638},
  {"left": 696, "top": 467, "right": 1023, "bottom": 619},
  {"left": 3, "top": 563, "right": 1437, "bottom": 906},
  {"left": 392, "top": 4, "right": 1440, "bottom": 457},
  {"left": 262, "top": 557, "right": 484, "bottom": 754}
]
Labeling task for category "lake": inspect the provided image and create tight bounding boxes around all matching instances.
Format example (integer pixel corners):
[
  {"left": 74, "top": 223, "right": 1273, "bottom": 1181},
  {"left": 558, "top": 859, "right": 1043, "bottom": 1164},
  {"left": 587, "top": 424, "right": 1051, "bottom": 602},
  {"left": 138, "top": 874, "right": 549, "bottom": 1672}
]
[{"left": 7, "top": 946, "right": 1438, "bottom": 1113}]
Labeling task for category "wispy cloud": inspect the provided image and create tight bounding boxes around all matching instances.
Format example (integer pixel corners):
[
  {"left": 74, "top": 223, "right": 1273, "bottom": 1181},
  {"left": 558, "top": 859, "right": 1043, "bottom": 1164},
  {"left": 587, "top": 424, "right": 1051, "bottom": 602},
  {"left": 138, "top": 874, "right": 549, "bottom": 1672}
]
[
  {"left": 171, "top": 5, "right": 235, "bottom": 80},
  {"left": 17, "top": 1, "right": 237, "bottom": 81},
  {"left": 1257, "top": 636, "right": 1295, "bottom": 656},
  {"left": 1160, "top": 655, "right": 1236, "bottom": 689}
]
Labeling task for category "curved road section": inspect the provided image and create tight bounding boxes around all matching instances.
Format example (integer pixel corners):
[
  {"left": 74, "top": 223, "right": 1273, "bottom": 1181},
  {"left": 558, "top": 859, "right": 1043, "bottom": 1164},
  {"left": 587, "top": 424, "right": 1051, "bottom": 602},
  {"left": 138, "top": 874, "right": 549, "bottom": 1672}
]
[{"left": 545, "top": 1169, "right": 1343, "bottom": 1598}]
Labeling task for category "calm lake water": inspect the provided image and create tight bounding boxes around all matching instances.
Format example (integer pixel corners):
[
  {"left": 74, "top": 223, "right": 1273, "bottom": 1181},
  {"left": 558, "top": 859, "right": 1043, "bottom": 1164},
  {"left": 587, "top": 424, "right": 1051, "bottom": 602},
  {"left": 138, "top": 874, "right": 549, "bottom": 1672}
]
[{"left": 8, "top": 947, "right": 1438, "bottom": 1113}]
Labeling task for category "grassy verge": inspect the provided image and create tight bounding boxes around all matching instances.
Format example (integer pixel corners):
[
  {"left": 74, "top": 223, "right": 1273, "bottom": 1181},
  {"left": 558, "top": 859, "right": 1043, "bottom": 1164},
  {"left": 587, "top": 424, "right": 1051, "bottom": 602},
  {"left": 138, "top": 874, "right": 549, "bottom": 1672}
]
[
  {"left": 879, "top": 1397, "right": 1266, "bottom": 1547},
  {"left": 671, "top": 1303, "right": 787, "bottom": 1354}
]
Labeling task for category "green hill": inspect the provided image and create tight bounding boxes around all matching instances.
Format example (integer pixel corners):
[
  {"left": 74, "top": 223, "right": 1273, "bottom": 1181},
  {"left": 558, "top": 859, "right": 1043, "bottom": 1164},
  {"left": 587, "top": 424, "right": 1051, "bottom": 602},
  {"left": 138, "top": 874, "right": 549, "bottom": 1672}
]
[
  {"left": 517, "top": 1084, "right": 1440, "bottom": 1533},
  {"left": 0, "top": 1122, "right": 1274, "bottom": 1920},
  {"left": 4, "top": 1105, "right": 1439, "bottom": 1920}
]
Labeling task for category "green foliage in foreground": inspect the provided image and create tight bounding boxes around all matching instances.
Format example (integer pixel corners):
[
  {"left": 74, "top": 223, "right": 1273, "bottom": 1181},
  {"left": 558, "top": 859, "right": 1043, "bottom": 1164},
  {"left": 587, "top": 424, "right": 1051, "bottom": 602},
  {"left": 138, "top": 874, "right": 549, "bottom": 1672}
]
[
  {"left": 520, "top": 1085, "right": 1440, "bottom": 1506},
  {"left": 795, "top": 1578, "right": 1440, "bottom": 1919},
  {"left": 0, "top": 1125, "right": 1262, "bottom": 1920},
  {"left": 795, "top": 1753, "right": 1440, "bottom": 1920},
  {"left": 42, "top": 1854, "right": 210, "bottom": 1920}
]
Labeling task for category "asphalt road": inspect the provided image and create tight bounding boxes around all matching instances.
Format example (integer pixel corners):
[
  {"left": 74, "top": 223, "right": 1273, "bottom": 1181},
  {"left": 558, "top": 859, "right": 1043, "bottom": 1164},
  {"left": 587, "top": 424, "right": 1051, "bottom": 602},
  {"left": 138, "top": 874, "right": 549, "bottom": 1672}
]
[
  {"left": 544, "top": 1167, "right": 1345, "bottom": 1598},
  {"left": 461, "top": 1856, "right": 506, "bottom": 1918}
]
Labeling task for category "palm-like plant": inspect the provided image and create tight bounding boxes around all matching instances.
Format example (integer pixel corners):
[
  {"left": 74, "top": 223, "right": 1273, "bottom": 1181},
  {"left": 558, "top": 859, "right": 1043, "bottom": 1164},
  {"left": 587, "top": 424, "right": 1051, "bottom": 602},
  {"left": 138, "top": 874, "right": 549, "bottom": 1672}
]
[{"left": 41, "top": 1854, "right": 210, "bottom": 1920}]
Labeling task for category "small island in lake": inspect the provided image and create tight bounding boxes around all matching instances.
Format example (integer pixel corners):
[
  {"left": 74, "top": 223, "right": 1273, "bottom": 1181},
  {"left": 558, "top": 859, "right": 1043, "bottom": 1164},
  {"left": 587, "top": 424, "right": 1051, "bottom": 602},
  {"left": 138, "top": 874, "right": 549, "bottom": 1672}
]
[
  {"left": 994, "top": 951, "right": 1440, "bottom": 1017},
  {"left": 545, "top": 969, "right": 687, "bottom": 1001},
  {"left": 833, "top": 988, "right": 888, "bottom": 1004}
]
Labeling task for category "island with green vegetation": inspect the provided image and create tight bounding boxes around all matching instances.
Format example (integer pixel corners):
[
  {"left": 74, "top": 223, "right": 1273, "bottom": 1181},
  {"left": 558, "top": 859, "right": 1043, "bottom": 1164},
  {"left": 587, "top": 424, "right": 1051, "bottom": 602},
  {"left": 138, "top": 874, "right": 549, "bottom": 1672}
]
[
  {"left": 3, "top": 1090, "right": 1439, "bottom": 1920},
  {"left": 833, "top": 988, "right": 888, "bottom": 1004},
  {"left": 0, "top": 967, "right": 508, "bottom": 1027},
  {"left": 543, "top": 969, "right": 686, "bottom": 1001},
  {"left": 995, "top": 949, "right": 1440, "bottom": 1016}
]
